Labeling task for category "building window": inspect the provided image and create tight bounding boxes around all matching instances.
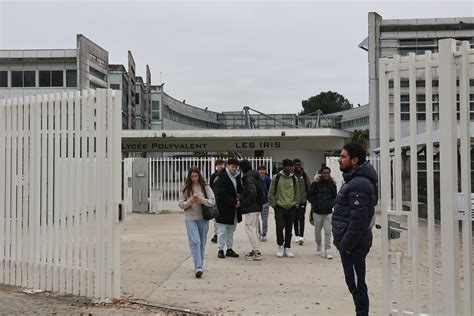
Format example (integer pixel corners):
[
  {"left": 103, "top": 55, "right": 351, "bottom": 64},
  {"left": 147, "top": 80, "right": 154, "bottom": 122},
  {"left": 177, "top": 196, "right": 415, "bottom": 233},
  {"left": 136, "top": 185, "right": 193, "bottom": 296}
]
[
  {"left": 0, "top": 71, "right": 7, "bottom": 87},
  {"left": 51, "top": 70, "right": 63, "bottom": 87},
  {"left": 110, "top": 83, "right": 120, "bottom": 90},
  {"left": 152, "top": 111, "right": 160, "bottom": 120},
  {"left": 135, "top": 93, "right": 140, "bottom": 104},
  {"left": 39, "top": 71, "right": 51, "bottom": 87},
  {"left": 66, "top": 69, "right": 77, "bottom": 87},
  {"left": 89, "top": 67, "right": 106, "bottom": 81},
  {"left": 11, "top": 71, "right": 23, "bottom": 87},
  {"left": 24, "top": 71, "right": 35, "bottom": 87},
  {"left": 152, "top": 100, "right": 159, "bottom": 111}
]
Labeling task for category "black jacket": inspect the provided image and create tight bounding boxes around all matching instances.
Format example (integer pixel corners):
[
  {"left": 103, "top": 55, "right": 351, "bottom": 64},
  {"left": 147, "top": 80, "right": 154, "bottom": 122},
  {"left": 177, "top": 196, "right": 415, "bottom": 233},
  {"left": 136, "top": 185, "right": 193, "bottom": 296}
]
[
  {"left": 240, "top": 169, "right": 262, "bottom": 214},
  {"left": 214, "top": 169, "right": 242, "bottom": 225},
  {"left": 307, "top": 177, "right": 337, "bottom": 215},
  {"left": 332, "top": 161, "right": 378, "bottom": 253}
]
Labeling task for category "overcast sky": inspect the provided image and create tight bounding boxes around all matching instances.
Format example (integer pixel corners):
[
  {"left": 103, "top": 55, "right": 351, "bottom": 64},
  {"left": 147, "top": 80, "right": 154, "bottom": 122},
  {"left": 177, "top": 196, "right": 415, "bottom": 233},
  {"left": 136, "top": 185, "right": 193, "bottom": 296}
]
[{"left": 0, "top": 1, "right": 473, "bottom": 114}]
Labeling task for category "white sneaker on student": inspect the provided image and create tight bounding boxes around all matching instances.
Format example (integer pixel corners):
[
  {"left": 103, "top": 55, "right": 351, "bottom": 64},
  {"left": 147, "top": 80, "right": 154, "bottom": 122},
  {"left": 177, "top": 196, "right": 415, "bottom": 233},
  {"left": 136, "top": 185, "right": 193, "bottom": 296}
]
[
  {"left": 325, "top": 249, "right": 333, "bottom": 260},
  {"left": 284, "top": 247, "right": 294, "bottom": 258},
  {"left": 316, "top": 244, "right": 322, "bottom": 256},
  {"left": 276, "top": 245, "right": 284, "bottom": 258},
  {"left": 294, "top": 236, "right": 300, "bottom": 243},
  {"left": 298, "top": 237, "right": 304, "bottom": 245}
]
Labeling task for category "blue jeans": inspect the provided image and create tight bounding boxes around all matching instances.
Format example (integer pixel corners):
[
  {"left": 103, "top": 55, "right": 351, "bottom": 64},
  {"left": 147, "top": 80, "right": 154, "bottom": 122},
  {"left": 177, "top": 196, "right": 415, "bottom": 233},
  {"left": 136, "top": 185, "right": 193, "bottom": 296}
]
[
  {"left": 259, "top": 202, "right": 270, "bottom": 236},
  {"left": 340, "top": 248, "right": 370, "bottom": 316},
  {"left": 216, "top": 222, "right": 237, "bottom": 251},
  {"left": 185, "top": 219, "right": 209, "bottom": 271}
]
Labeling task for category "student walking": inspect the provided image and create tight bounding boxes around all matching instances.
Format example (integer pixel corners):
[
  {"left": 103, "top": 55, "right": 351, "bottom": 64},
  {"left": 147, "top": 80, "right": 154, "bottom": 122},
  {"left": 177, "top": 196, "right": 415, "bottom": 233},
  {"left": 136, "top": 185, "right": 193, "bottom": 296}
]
[
  {"left": 333, "top": 143, "right": 378, "bottom": 316},
  {"left": 210, "top": 159, "right": 225, "bottom": 243},
  {"left": 239, "top": 159, "right": 263, "bottom": 261},
  {"left": 307, "top": 166, "right": 337, "bottom": 259},
  {"left": 178, "top": 167, "right": 216, "bottom": 278},
  {"left": 293, "top": 159, "right": 310, "bottom": 245},
  {"left": 257, "top": 165, "right": 271, "bottom": 242},
  {"left": 214, "top": 158, "right": 242, "bottom": 259},
  {"left": 268, "top": 159, "right": 299, "bottom": 258}
]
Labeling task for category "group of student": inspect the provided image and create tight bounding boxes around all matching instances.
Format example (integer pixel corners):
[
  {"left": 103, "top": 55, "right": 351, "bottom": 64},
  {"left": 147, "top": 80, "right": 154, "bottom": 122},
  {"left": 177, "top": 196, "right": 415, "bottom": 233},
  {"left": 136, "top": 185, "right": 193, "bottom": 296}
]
[
  {"left": 178, "top": 143, "right": 378, "bottom": 316},
  {"left": 178, "top": 157, "right": 337, "bottom": 276}
]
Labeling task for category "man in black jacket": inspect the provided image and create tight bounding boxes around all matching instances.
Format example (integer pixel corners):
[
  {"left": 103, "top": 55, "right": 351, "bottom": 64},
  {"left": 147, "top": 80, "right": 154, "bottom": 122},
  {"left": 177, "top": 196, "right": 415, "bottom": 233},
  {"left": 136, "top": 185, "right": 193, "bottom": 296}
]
[
  {"left": 332, "top": 143, "right": 377, "bottom": 316},
  {"left": 307, "top": 166, "right": 337, "bottom": 259},
  {"left": 240, "top": 159, "right": 263, "bottom": 261},
  {"left": 214, "top": 158, "right": 242, "bottom": 258}
]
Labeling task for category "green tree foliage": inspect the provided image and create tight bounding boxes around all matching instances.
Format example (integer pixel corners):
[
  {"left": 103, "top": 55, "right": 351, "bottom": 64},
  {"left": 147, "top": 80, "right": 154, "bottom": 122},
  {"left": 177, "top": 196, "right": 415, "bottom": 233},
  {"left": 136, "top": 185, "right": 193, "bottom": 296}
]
[
  {"left": 300, "top": 91, "right": 353, "bottom": 115},
  {"left": 351, "top": 129, "right": 370, "bottom": 150}
]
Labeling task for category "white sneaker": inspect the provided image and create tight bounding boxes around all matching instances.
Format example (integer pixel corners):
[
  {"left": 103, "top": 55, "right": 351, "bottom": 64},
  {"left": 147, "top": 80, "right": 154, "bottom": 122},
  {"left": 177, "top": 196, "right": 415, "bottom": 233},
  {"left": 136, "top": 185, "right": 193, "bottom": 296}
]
[
  {"left": 294, "top": 236, "right": 300, "bottom": 243},
  {"left": 316, "top": 244, "right": 322, "bottom": 256},
  {"left": 323, "top": 249, "right": 333, "bottom": 259},
  {"left": 298, "top": 237, "right": 304, "bottom": 246},
  {"left": 284, "top": 247, "right": 294, "bottom": 258},
  {"left": 276, "top": 245, "right": 284, "bottom": 258}
]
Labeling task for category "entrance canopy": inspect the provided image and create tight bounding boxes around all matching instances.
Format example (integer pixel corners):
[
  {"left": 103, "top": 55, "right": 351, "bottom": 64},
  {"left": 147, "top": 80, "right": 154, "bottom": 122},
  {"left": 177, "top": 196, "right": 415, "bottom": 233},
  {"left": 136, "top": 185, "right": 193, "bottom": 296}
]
[{"left": 121, "top": 128, "right": 352, "bottom": 153}]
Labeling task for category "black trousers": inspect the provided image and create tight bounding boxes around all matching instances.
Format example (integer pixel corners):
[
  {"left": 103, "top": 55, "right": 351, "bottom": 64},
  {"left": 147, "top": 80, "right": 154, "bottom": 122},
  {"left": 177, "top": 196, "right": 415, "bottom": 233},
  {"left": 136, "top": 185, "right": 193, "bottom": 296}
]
[
  {"left": 274, "top": 206, "right": 296, "bottom": 248},
  {"left": 339, "top": 248, "right": 370, "bottom": 316},
  {"left": 293, "top": 203, "right": 307, "bottom": 237}
]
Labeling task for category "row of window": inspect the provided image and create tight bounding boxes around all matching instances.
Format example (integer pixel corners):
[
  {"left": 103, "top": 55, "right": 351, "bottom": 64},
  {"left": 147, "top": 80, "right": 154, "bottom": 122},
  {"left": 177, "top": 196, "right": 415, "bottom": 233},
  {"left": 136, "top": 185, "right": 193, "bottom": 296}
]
[
  {"left": 0, "top": 70, "right": 77, "bottom": 88},
  {"left": 340, "top": 116, "right": 369, "bottom": 129}
]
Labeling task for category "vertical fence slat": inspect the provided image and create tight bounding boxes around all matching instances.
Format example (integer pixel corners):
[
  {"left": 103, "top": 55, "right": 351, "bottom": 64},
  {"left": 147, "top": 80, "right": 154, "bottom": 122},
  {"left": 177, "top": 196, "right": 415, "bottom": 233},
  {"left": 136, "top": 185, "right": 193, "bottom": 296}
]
[
  {"left": 86, "top": 89, "right": 95, "bottom": 298},
  {"left": 15, "top": 98, "right": 23, "bottom": 287},
  {"left": 0, "top": 98, "right": 5, "bottom": 285},
  {"left": 439, "top": 38, "right": 460, "bottom": 316},
  {"left": 5, "top": 97, "right": 12, "bottom": 285},
  {"left": 408, "top": 52, "right": 421, "bottom": 314},
  {"left": 459, "top": 41, "right": 473, "bottom": 316},
  {"left": 379, "top": 57, "right": 392, "bottom": 315},
  {"left": 52, "top": 93, "right": 60, "bottom": 292},
  {"left": 59, "top": 91, "right": 67, "bottom": 294},
  {"left": 40, "top": 94, "right": 48, "bottom": 290},
  {"left": 10, "top": 97, "right": 18, "bottom": 286},
  {"left": 424, "top": 50, "right": 436, "bottom": 315}
]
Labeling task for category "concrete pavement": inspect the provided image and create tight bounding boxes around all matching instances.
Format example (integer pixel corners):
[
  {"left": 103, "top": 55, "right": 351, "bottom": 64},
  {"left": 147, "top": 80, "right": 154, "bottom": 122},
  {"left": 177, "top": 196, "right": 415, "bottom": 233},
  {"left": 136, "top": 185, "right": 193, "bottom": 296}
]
[{"left": 122, "top": 211, "right": 384, "bottom": 315}]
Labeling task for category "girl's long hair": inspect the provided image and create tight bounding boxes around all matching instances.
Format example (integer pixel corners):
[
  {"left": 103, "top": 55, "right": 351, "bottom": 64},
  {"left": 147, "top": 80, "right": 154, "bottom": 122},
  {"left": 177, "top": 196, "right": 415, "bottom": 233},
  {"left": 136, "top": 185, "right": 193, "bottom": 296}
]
[{"left": 182, "top": 166, "right": 207, "bottom": 197}]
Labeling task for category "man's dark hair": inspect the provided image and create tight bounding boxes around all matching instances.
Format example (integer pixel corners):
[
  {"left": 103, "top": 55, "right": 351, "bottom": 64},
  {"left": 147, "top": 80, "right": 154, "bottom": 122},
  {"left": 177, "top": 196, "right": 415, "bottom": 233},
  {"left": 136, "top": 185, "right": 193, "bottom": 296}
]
[
  {"left": 257, "top": 165, "right": 267, "bottom": 171},
  {"left": 240, "top": 159, "right": 252, "bottom": 173},
  {"left": 293, "top": 158, "right": 301, "bottom": 164},
  {"left": 342, "top": 143, "right": 367, "bottom": 164},
  {"left": 282, "top": 159, "right": 294, "bottom": 167},
  {"left": 319, "top": 166, "right": 331, "bottom": 174},
  {"left": 215, "top": 159, "right": 225, "bottom": 165},
  {"left": 227, "top": 158, "right": 240, "bottom": 166}
]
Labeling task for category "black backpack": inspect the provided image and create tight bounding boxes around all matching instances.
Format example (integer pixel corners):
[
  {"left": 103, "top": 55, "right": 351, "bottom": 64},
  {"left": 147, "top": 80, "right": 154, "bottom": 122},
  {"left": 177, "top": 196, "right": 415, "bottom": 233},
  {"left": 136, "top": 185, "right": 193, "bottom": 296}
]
[{"left": 255, "top": 176, "right": 265, "bottom": 207}]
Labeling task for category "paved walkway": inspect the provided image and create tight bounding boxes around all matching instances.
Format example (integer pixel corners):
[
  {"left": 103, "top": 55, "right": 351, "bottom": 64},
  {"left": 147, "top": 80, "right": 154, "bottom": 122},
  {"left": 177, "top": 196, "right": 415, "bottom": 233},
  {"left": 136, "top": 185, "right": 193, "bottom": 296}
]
[
  {"left": 122, "top": 211, "right": 384, "bottom": 315},
  {"left": 4, "top": 209, "right": 456, "bottom": 315}
]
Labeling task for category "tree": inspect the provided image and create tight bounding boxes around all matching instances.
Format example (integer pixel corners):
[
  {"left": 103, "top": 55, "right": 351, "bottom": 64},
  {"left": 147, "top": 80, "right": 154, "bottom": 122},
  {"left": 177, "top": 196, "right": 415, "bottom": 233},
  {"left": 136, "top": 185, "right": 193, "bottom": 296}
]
[
  {"left": 351, "top": 129, "right": 370, "bottom": 150},
  {"left": 300, "top": 91, "right": 353, "bottom": 115}
]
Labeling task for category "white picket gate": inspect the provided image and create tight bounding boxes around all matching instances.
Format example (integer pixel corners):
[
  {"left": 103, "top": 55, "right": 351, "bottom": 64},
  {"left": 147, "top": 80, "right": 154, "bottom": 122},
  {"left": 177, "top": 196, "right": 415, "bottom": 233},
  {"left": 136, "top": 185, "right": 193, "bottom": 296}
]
[
  {"left": 379, "top": 39, "right": 474, "bottom": 315},
  {"left": 149, "top": 157, "right": 272, "bottom": 212},
  {"left": 0, "top": 89, "right": 122, "bottom": 299}
]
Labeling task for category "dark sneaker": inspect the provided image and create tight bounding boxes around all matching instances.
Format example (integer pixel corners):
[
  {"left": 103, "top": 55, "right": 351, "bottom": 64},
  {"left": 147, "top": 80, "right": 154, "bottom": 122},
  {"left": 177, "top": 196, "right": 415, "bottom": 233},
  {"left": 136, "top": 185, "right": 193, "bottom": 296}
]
[
  {"left": 245, "top": 251, "right": 256, "bottom": 261},
  {"left": 260, "top": 234, "right": 267, "bottom": 242},
  {"left": 195, "top": 269, "right": 203, "bottom": 278},
  {"left": 218, "top": 250, "right": 225, "bottom": 258},
  {"left": 211, "top": 235, "right": 217, "bottom": 243},
  {"left": 226, "top": 249, "right": 239, "bottom": 258}
]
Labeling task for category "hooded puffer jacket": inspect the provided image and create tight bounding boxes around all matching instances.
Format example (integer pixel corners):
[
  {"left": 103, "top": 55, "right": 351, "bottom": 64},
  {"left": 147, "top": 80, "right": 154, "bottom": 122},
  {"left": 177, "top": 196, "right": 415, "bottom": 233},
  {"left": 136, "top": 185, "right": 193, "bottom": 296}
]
[{"left": 332, "top": 161, "right": 378, "bottom": 252}]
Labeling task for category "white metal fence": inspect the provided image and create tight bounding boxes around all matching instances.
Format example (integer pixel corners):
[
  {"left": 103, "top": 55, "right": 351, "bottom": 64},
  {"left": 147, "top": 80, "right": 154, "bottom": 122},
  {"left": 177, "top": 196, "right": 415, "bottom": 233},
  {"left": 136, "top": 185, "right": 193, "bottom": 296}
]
[
  {"left": 379, "top": 39, "right": 474, "bottom": 315},
  {"left": 149, "top": 157, "right": 272, "bottom": 212},
  {"left": 0, "top": 89, "right": 122, "bottom": 299}
]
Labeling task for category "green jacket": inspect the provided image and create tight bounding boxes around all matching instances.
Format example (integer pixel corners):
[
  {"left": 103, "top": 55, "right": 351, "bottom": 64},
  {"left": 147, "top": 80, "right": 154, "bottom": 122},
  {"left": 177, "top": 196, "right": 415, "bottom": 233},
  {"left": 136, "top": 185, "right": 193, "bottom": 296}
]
[{"left": 268, "top": 172, "right": 300, "bottom": 210}]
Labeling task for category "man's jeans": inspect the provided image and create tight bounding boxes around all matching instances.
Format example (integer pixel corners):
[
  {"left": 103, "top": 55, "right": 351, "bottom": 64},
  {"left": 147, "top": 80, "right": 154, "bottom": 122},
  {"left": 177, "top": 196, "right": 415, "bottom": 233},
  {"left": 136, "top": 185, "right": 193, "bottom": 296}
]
[
  {"left": 314, "top": 213, "right": 332, "bottom": 250},
  {"left": 185, "top": 219, "right": 209, "bottom": 271},
  {"left": 274, "top": 206, "right": 296, "bottom": 248},
  {"left": 216, "top": 220, "right": 237, "bottom": 251},
  {"left": 259, "top": 203, "right": 270, "bottom": 236},
  {"left": 339, "top": 248, "right": 370, "bottom": 316}
]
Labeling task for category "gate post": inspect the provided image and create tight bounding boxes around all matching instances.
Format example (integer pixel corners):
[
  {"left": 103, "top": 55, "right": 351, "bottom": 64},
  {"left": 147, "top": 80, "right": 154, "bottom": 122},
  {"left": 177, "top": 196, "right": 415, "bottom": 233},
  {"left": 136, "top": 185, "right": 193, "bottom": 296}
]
[{"left": 438, "top": 38, "right": 460, "bottom": 315}]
